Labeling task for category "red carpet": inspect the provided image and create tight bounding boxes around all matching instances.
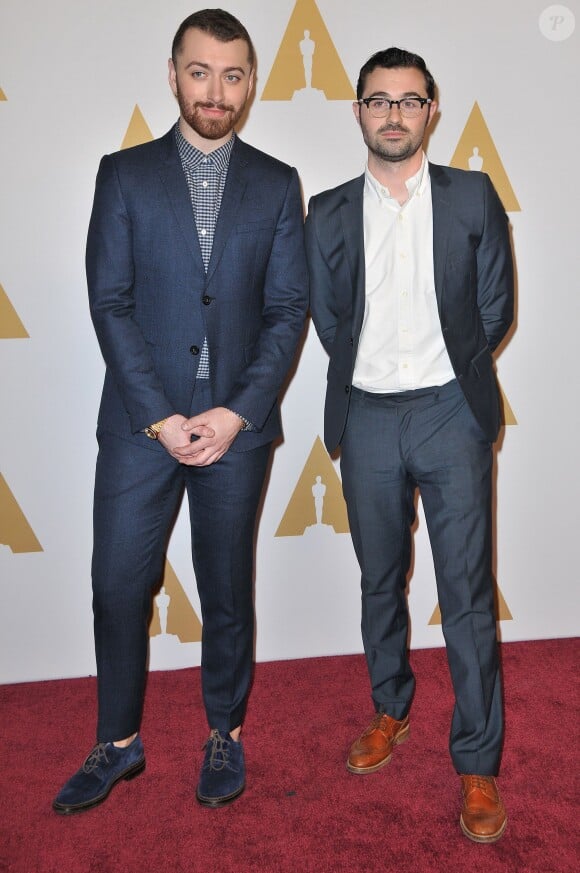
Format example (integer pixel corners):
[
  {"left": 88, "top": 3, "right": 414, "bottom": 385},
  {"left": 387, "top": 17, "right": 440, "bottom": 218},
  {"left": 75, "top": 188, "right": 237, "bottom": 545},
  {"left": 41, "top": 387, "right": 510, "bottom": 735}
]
[{"left": 1, "top": 638, "right": 577, "bottom": 872}]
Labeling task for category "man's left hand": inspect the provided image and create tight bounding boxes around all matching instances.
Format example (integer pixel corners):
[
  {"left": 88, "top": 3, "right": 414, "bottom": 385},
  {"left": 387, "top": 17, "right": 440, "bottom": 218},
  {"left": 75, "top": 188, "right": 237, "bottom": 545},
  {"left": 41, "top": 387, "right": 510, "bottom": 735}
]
[{"left": 174, "top": 407, "right": 244, "bottom": 466}]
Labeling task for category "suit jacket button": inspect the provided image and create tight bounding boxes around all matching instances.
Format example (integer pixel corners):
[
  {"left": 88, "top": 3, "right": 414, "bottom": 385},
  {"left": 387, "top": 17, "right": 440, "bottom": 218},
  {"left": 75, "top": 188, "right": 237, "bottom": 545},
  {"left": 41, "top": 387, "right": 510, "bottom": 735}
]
[
  {"left": 345, "top": 385, "right": 350, "bottom": 393},
  {"left": 189, "top": 345, "right": 199, "bottom": 355},
  {"left": 348, "top": 337, "right": 354, "bottom": 345},
  {"left": 202, "top": 295, "right": 212, "bottom": 305}
]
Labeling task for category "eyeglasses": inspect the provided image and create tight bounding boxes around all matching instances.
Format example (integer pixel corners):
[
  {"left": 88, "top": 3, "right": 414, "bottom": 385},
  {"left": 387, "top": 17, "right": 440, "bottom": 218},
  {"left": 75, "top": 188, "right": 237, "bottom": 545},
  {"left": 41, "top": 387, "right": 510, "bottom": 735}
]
[{"left": 357, "top": 96, "right": 432, "bottom": 118}]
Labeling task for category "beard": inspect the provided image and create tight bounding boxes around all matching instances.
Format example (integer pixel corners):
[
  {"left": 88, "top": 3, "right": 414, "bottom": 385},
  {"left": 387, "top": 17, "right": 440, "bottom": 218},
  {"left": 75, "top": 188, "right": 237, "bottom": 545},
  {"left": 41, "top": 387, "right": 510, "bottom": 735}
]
[
  {"left": 363, "top": 122, "right": 425, "bottom": 164},
  {"left": 176, "top": 85, "right": 245, "bottom": 141}
]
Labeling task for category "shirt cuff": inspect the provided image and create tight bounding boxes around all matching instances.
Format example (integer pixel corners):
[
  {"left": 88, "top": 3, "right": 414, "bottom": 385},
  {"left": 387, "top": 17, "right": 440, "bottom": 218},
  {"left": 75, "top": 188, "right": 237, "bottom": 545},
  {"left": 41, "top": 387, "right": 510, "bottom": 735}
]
[{"left": 227, "top": 410, "right": 254, "bottom": 432}]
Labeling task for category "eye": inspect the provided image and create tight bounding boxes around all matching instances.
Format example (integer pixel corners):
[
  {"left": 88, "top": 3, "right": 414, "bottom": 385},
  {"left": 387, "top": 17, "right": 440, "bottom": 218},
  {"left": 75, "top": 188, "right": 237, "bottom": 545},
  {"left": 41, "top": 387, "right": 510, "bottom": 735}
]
[
  {"left": 401, "top": 99, "right": 420, "bottom": 111},
  {"left": 225, "top": 74, "right": 241, "bottom": 83},
  {"left": 191, "top": 70, "right": 206, "bottom": 79},
  {"left": 370, "top": 98, "right": 387, "bottom": 110}
]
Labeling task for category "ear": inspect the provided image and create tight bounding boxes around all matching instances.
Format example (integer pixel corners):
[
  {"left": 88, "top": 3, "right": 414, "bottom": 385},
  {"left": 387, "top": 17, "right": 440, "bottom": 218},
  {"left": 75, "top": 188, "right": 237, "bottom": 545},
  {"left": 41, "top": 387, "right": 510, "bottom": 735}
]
[
  {"left": 352, "top": 101, "right": 361, "bottom": 127},
  {"left": 426, "top": 100, "right": 438, "bottom": 128},
  {"left": 168, "top": 58, "right": 177, "bottom": 97},
  {"left": 248, "top": 66, "right": 256, "bottom": 96}
]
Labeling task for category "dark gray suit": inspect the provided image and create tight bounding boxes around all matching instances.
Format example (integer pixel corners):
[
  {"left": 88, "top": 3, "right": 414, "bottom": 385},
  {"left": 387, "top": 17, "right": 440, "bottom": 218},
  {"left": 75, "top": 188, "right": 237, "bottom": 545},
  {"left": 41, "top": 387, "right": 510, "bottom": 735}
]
[{"left": 305, "top": 164, "right": 514, "bottom": 774}]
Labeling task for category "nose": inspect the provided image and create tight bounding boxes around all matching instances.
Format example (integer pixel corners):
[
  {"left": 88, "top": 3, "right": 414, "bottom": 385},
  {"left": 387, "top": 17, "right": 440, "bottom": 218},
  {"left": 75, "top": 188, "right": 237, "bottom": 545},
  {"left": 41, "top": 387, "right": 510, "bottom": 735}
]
[
  {"left": 207, "top": 74, "right": 224, "bottom": 105},
  {"left": 387, "top": 101, "right": 403, "bottom": 120}
]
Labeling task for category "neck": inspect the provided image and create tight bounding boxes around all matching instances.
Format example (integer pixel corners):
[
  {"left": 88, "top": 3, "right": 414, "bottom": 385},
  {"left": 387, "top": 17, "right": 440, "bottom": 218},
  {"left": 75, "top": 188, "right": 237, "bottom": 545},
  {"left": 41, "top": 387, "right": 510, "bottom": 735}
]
[
  {"left": 367, "top": 151, "right": 424, "bottom": 205},
  {"left": 178, "top": 117, "right": 233, "bottom": 154}
]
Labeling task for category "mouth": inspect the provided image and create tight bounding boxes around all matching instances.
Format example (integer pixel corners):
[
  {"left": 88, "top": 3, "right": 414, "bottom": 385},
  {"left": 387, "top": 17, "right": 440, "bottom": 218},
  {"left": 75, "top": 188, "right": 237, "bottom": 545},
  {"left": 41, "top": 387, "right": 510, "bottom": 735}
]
[
  {"left": 379, "top": 126, "right": 407, "bottom": 137},
  {"left": 197, "top": 102, "right": 232, "bottom": 117}
]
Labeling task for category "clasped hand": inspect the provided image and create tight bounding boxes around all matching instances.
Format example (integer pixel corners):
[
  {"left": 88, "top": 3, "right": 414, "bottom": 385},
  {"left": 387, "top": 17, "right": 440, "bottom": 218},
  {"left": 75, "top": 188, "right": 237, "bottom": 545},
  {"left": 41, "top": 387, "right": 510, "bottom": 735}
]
[{"left": 157, "top": 408, "right": 243, "bottom": 466}]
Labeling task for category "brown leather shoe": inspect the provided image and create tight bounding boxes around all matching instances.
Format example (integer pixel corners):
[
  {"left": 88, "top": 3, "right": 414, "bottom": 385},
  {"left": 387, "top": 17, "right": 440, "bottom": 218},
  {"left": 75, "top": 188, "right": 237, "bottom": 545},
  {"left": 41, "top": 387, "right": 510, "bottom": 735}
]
[
  {"left": 460, "top": 775, "right": 507, "bottom": 843},
  {"left": 346, "top": 712, "right": 410, "bottom": 774}
]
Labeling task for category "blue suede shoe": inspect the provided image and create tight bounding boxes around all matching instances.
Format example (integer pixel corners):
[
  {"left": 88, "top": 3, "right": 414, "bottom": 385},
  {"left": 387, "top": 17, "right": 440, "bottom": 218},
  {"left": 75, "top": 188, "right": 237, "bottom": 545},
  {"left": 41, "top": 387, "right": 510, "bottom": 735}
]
[
  {"left": 196, "top": 729, "right": 245, "bottom": 807},
  {"left": 52, "top": 735, "right": 145, "bottom": 815}
]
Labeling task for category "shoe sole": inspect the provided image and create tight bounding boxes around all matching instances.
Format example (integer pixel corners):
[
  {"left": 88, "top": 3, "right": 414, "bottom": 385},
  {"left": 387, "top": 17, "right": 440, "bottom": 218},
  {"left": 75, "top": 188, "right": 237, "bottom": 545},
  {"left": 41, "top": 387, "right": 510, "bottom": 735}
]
[
  {"left": 196, "top": 783, "right": 245, "bottom": 808},
  {"left": 52, "top": 758, "right": 146, "bottom": 815},
  {"left": 346, "top": 724, "right": 410, "bottom": 774},
  {"left": 460, "top": 814, "right": 507, "bottom": 843}
]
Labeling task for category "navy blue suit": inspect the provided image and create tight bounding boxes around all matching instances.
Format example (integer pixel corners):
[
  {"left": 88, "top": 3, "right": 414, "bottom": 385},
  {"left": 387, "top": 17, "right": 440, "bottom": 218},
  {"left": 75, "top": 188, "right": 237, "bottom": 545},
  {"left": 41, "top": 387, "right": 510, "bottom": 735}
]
[
  {"left": 306, "top": 165, "right": 514, "bottom": 774},
  {"left": 87, "top": 129, "right": 308, "bottom": 740}
]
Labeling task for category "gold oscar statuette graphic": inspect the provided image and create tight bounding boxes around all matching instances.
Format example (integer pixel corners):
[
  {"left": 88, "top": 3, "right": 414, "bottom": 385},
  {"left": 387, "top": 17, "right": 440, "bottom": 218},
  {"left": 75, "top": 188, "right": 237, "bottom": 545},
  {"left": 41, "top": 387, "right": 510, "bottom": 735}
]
[
  {"left": 0, "top": 88, "right": 7, "bottom": 101},
  {"left": 429, "top": 582, "right": 513, "bottom": 625},
  {"left": 0, "top": 474, "right": 43, "bottom": 553},
  {"left": 149, "top": 559, "right": 202, "bottom": 643},
  {"left": 0, "top": 283, "right": 29, "bottom": 339},
  {"left": 450, "top": 102, "right": 520, "bottom": 212},
  {"left": 500, "top": 385, "right": 517, "bottom": 426},
  {"left": 121, "top": 105, "right": 154, "bottom": 150},
  {"left": 276, "top": 436, "right": 349, "bottom": 536},
  {"left": 261, "top": 0, "right": 355, "bottom": 101}
]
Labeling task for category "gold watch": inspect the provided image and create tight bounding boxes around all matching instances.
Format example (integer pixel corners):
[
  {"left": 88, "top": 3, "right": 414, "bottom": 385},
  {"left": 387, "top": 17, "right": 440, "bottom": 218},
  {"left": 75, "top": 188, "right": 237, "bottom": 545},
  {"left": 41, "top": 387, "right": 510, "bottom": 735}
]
[{"left": 144, "top": 418, "right": 169, "bottom": 440}]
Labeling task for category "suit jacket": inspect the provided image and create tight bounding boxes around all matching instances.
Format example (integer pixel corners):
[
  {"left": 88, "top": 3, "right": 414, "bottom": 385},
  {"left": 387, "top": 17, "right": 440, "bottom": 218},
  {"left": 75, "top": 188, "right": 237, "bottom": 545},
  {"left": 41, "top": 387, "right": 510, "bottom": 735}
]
[
  {"left": 305, "top": 163, "right": 514, "bottom": 451},
  {"left": 86, "top": 128, "right": 308, "bottom": 452}
]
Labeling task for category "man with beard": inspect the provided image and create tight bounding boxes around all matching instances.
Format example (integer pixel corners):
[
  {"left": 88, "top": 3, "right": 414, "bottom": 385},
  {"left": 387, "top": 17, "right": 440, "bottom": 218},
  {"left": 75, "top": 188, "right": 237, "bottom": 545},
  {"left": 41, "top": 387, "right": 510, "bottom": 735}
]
[
  {"left": 53, "top": 9, "right": 307, "bottom": 814},
  {"left": 305, "top": 48, "right": 513, "bottom": 842}
]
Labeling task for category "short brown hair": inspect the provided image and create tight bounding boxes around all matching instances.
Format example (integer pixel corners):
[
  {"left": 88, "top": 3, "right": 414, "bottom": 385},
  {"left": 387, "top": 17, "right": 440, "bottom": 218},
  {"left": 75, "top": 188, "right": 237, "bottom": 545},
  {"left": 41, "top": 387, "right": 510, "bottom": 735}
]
[{"left": 172, "top": 8, "right": 255, "bottom": 68}]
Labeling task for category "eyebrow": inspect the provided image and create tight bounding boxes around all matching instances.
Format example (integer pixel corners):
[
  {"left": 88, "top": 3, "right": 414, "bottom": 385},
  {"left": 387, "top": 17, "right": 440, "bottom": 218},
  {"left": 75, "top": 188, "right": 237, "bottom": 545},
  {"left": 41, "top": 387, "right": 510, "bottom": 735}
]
[
  {"left": 184, "top": 60, "right": 247, "bottom": 75},
  {"left": 366, "top": 91, "right": 425, "bottom": 99}
]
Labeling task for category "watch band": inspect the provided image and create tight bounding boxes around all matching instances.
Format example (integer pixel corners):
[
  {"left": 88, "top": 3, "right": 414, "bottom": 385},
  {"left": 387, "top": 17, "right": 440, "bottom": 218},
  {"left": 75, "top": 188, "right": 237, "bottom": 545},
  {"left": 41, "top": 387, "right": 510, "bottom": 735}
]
[{"left": 144, "top": 417, "right": 169, "bottom": 440}]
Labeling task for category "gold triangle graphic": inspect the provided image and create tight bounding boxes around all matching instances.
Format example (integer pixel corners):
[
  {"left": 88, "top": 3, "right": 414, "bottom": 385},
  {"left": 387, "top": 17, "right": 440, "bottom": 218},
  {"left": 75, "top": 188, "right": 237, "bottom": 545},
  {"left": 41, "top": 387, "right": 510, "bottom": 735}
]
[
  {"left": 0, "top": 88, "right": 6, "bottom": 101},
  {"left": 121, "top": 105, "right": 154, "bottom": 150},
  {"left": 500, "top": 385, "right": 517, "bottom": 425},
  {"left": 149, "top": 559, "right": 202, "bottom": 643},
  {"left": 276, "top": 436, "right": 349, "bottom": 536},
  {"left": 0, "top": 283, "right": 29, "bottom": 338},
  {"left": 0, "top": 474, "right": 43, "bottom": 553},
  {"left": 261, "top": 0, "right": 355, "bottom": 101},
  {"left": 429, "top": 583, "right": 513, "bottom": 625},
  {"left": 450, "top": 102, "right": 520, "bottom": 212}
]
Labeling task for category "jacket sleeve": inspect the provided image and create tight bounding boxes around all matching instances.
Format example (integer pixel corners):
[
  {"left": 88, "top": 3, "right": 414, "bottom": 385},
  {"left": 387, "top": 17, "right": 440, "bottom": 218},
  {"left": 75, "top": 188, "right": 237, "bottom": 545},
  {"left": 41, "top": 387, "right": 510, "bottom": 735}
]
[
  {"left": 476, "top": 174, "right": 514, "bottom": 352},
  {"left": 223, "top": 168, "right": 309, "bottom": 431},
  {"left": 86, "top": 154, "right": 175, "bottom": 433},
  {"left": 305, "top": 196, "right": 337, "bottom": 356}
]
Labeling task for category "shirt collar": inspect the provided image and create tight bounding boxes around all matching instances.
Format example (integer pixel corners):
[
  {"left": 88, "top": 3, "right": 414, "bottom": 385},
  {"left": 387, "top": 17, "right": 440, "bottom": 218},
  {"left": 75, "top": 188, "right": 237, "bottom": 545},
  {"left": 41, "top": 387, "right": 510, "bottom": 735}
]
[
  {"left": 174, "top": 122, "right": 235, "bottom": 173},
  {"left": 364, "top": 152, "right": 429, "bottom": 203}
]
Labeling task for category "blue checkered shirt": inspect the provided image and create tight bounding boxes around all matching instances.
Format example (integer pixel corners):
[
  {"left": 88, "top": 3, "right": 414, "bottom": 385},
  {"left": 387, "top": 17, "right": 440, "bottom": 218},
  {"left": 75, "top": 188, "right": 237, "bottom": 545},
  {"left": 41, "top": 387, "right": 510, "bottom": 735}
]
[
  {"left": 174, "top": 124, "right": 252, "bottom": 431},
  {"left": 175, "top": 124, "right": 235, "bottom": 379}
]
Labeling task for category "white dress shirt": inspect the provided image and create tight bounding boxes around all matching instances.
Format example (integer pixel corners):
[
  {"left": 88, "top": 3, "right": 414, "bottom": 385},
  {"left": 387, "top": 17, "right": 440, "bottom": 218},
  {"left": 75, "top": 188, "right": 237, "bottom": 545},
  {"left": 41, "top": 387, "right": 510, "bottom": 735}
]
[{"left": 352, "top": 154, "right": 455, "bottom": 393}]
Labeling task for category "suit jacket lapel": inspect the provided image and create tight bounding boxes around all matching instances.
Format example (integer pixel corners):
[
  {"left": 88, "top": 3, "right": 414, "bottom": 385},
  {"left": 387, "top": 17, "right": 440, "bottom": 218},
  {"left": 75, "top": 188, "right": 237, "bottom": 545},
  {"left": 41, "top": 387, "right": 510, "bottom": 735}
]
[
  {"left": 429, "top": 163, "right": 452, "bottom": 308},
  {"left": 157, "top": 131, "right": 205, "bottom": 271},
  {"left": 340, "top": 176, "right": 366, "bottom": 335},
  {"left": 206, "top": 139, "right": 248, "bottom": 284}
]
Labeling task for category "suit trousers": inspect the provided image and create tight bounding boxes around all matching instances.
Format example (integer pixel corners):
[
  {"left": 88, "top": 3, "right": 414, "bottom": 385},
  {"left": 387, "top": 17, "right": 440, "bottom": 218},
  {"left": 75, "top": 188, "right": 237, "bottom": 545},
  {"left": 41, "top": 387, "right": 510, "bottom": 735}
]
[
  {"left": 340, "top": 379, "right": 503, "bottom": 775},
  {"left": 91, "top": 380, "right": 271, "bottom": 741}
]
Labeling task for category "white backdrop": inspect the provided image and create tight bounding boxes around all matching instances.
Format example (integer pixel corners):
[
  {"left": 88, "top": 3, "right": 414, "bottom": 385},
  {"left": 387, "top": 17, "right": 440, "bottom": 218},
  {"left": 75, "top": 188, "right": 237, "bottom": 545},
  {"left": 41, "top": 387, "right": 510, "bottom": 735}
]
[{"left": 1, "top": 0, "right": 578, "bottom": 684}]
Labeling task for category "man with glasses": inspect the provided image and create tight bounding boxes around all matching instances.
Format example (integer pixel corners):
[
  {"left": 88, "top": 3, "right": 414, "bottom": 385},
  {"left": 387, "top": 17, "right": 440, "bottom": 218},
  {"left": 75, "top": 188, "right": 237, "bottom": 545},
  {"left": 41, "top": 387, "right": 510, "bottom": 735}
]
[{"left": 305, "top": 48, "right": 513, "bottom": 842}]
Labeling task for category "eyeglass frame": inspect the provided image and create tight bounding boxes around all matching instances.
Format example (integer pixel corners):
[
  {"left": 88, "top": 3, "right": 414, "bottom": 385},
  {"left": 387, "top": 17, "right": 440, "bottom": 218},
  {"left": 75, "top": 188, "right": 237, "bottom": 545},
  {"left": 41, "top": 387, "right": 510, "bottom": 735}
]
[{"left": 357, "top": 95, "right": 433, "bottom": 118}]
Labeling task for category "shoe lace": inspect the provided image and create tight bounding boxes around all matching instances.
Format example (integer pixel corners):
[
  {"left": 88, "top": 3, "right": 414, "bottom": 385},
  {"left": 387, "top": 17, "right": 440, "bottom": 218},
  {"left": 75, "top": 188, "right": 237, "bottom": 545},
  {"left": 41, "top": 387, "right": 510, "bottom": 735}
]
[
  {"left": 465, "top": 775, "right": 493, "bottom": 789},
  {"left": 367, "top": 712, "right": 395, "bottom": 734},
  {"left": 202, "top": 729, "right": 232, "bottom": 772},
  {"left": 82, "top": 743, "right": 110, "bottom": 774}
]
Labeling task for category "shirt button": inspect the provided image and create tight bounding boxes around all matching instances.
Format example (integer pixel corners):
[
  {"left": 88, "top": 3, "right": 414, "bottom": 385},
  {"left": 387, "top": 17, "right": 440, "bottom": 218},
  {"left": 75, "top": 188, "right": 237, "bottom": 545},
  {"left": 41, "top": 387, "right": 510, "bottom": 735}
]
[
  {"left": 202, "top": 296, "right": 212, "bottom": 305},
  {"left": 202, "top": 181, "right": 208, "bottom": 188},
  {"left": 189, "top": 345, "right": 199, "bottom": 355},
  {"left": 200, "top": 228, "right": 207, "bottom": 236}
]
